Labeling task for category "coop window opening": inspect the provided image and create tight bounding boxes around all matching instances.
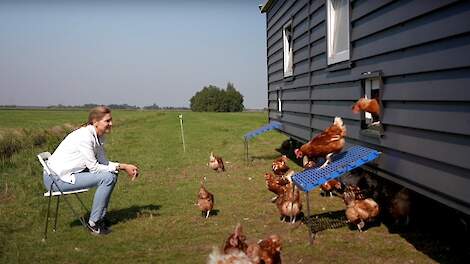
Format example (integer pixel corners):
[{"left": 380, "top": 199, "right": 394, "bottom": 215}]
[
  {"left": 283, "top": 21, "right": 293, "bottom": 77},
  {"left": 327, "top": 0, "right": 350, "bottom": 65}
]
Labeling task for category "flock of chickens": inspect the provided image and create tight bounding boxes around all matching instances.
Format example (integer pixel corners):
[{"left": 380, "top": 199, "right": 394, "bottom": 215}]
[{"left": 197, "top": 97, "right": 393, "bottom": 263}]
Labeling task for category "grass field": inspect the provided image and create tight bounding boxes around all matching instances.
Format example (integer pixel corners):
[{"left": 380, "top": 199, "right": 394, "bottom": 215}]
[{"left": 0, "top": 109, "right": 467, "bottom": 263}]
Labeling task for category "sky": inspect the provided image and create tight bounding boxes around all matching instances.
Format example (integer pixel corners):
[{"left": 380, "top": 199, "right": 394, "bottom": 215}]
[{"left": 0, "top": 0, "right": 268, "bottom": 109}]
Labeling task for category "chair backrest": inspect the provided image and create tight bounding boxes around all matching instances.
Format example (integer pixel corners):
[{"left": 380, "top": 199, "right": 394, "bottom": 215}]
[{"left": 37, "top": 152, "right": 52, "bottom": 175}]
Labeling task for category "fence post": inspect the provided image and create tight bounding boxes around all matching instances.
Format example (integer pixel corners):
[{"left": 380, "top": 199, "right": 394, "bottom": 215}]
[{"left": 178, "top": 114, "right": 186, "bottom": 153}]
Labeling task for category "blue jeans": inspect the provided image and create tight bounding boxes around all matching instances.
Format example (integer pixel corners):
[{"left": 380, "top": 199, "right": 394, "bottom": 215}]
[{"left": 43, "top": 170, "right": 118, "bottom": 223}]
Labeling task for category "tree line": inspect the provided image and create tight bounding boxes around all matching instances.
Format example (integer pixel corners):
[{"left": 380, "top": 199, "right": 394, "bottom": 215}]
[{"left": 189, "top": 82, "right": 244, "bottom": 112}]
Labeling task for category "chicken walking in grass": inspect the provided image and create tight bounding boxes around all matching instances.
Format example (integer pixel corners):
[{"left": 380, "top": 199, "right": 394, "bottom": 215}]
[
  {"left": 343, "top": 191, "right": 380, "bottom": 232},
  {"left": 294, "top": 116, "right": 346, "bottom": 169},
  {"left": 270, "top": 172, "right": 302, "bottom": 224},
  {"left": 197, "top": 180, "right": 214, "bottom": 219},
  {"left": 276, "top": 181, "right": 302, "bottom": 224},
  {"left": 209, "top": 152, "right": 225, "bottom": 172}
]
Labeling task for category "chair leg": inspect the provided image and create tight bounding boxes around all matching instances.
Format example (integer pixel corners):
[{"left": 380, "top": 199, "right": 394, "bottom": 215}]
[
  {"left": 52, "top": 182, "right": 88, "bottom": 230},
  {"left": 43, "top": 189, "right": 52, "bottom": 241},
  {"left": 53, "top": 196, "right": 60, "bottom": 232},
  {"left": 74, "top": 193, "right": 90, "bottom": 213}
]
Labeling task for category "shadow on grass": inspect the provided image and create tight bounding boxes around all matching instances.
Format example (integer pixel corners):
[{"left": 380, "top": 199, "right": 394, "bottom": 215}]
[
  {"left": 198, "top": 209, "right": 220, "bottom": 218},
  {"left": 71, "top": 204, "right": 161, "bottom": 227}
]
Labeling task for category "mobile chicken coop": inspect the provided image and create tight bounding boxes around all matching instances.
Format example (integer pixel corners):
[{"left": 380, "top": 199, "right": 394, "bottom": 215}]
[{"left": 259, "top": 0, "right": 470, "bottom": 215}]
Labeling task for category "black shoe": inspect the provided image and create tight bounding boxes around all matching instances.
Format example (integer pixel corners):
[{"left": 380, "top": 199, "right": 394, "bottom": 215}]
[
  {"left": 87, "top": 221, "right": 111, "bottom": 235},
  {"left": 97, "top": 218, "right": 112, "bottom": 232}
]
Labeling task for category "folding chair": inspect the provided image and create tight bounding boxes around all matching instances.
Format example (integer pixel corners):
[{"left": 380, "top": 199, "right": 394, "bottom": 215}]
[{"left": 37, "top": 152, "right": 90, "bottom": 241}]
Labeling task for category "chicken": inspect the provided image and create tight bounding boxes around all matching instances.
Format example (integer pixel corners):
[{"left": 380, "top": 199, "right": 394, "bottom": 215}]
[
  {"left": 257, "top": 234, "right": 282, "bottom": 264},
  {"left": 389, "top": 188, "right": 411, "bottom": 226},
  {"left": 294, "top": 117, "right": 346, "bottom": 168},
  {"left": 209, "top": 152, "right": 225, "bottom": 172},
  {"left": 208, "top": 224, "right": 279, "bottom": 264},
  {"left": 343, "top": 192, "right": 380, "bottom": 232},
  {"left": 197, "top": 181, "right": 214, "bottom": 218},
  {"left": 352, "top": 98, "right": 381, "bottom": 124},
  {"left": 208, "top": 247, "right": 255, "bottom": 264},
  {"left": 272, "top": 155, "right": 290, "bottom": 176},
  {"left": 223, "top": 223, "right": 248, "bottom": 254},
  {"left": 344, "top": 185, "right": 367, "bottom": 200},
  {"left": 303, "top": 158, "right": 316, "bottom": 169},
  {"left": 320, "top": 179, "right": 342, "bottom": 197},
  {"left": 264, "top": 172, "right": 289, "bottom": 197},
  {"left": 276, "top": 181, "right": 302, "bottom": 223}
]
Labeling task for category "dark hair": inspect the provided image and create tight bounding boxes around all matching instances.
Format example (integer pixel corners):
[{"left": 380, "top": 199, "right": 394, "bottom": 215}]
[{"left": 83, "top": 106, "right": 111, "bottom": 126}]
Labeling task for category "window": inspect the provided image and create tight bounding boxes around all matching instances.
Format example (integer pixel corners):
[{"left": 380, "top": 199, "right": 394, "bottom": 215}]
[
  {"left": 327, "top": 0, "right": 350, "bottom": 65},
  {"left": 283, "top": 21, "right": 293, "bottom": 77},
  {"left": 277, "top": 90, "right": 282, "bottom": 113}
]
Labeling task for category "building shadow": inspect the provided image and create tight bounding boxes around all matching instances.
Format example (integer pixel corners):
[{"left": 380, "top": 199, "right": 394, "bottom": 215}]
[{"left": 381, "top": 194, "right": 470, "bottom": 264}]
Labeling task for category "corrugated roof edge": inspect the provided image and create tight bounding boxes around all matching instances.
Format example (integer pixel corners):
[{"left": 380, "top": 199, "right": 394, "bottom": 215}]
[{"left": 259, "top": 0, "right": 275, "bottom": 13}]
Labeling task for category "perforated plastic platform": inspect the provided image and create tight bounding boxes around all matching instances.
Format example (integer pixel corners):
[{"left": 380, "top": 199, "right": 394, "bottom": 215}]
[
  {"left": 243, "top": 121, "right": 282, "bottom": 140},
  {"left": 292, "top": 145, "right": 381, "bottom": 192}
]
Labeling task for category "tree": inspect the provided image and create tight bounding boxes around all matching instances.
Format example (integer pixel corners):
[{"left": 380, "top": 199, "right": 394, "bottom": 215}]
[{"left": 190, "top": 82, "right": 244, "bottom": 112}]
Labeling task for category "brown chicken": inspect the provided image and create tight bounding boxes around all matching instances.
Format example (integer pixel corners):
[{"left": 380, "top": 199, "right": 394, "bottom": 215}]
[
  {"left": 276, "top": 182, "right": 302, "bottom": 223},
  {"left": 294, "top": 117, "right": 346, "bottom": 168},
  {"left": 352, "top": 98, "right": 381, "bottom": 123},
  {"left": 209, "top": 152, "right": 225, "bottom": 172},
  {"left": 343, "top": 191, "right": 380, "bottom": 232},
  {"left": 223, "top": 223, "right": 248, "bottom": 254},
  {"left": 197, "top": 182, "right": 214, "bottom": 219},
  {"left": 208, "top": 224, "right": 256, "bottom": 264},
  {"left": 320, "top": 179, "right": 342, "bottom": 197},
  {"left": 208, "top": 224, "right": 279, "bottom": 264},
  {"left": 264, "top": 172, "right": 290, "bottom": 197},
  {"left": 344, "top": 185, "right": 367, "bottom": 200},
  {"left": 389, "top": 188, "right": 411, "bottom": 226},
  {"left": 257, "top": 234, "right": 282, "bottom": 264},
  {"left": 272, "top": 155, "right": 290, "bottom": 176},
  {"left": 352, "top": 97, "right": 380, "bottom": 115}
]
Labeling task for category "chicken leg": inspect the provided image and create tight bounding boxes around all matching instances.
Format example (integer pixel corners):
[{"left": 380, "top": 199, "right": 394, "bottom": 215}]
[
  {"left": 206, "top": 210, "right": 210, "bottom": 219},
  {"left": 319, "top": 153, "right": 334, "bottom": 169},
  {"left": 357, "top": 220, "right": 365, "bottom": 232},
  {"left": 291, "top": 215, "right": 296, "bottom": 224}
]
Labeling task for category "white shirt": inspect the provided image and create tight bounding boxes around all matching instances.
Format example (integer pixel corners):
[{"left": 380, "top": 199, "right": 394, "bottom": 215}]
[{"left": 47, "top": 125, "right": 118, "bottom": 184}]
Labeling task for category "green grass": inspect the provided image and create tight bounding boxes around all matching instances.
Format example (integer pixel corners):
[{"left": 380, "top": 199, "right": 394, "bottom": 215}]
[{"left": 0, "top": 109, "right": 457, "bottom": 263}]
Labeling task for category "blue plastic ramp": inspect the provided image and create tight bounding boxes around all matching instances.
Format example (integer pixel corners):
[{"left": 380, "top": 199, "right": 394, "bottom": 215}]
[
  {"left": 243, "top": 121, "right": 282, "bottom": 140},
  {"left": 292, "top": 145, "right": 380, "bottom": 192}
]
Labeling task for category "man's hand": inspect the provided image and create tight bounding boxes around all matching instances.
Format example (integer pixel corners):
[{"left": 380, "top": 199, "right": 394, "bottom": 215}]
[{"left": 119, "top": 163, "right": 139, "bottom": 181}]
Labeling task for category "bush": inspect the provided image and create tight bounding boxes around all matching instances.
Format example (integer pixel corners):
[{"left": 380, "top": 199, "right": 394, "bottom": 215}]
[{"left": 0, "top": 130, "right": 24, "bottom": 163}]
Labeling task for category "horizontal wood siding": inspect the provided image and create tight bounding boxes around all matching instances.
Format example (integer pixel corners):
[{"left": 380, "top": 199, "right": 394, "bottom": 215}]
[{"left": 265, "top": 0, "right": 470, "bottom": 214}]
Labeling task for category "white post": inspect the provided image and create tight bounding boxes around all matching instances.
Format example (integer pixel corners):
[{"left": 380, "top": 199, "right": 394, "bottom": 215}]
[{"left": 178, "top": 114, "right": 186, "bottom": 153}]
